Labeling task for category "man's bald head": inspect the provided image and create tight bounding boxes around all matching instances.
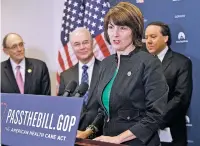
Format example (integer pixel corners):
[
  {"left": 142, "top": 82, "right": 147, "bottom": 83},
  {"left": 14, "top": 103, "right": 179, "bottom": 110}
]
[
  {"left": 69, "top": 27, "right": 92, "bottom": 43},
  {"left": 2, "top": 33, "right": 25, "bottom": 64},
  {"left": 2, "top": 33, "right": 23, "bottom": 48}
]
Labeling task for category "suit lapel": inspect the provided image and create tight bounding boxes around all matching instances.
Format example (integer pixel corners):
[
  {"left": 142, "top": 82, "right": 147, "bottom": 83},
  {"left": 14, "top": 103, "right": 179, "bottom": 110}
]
[
  {"left": 162, "top": 48, "right": 173, "bottom": 72},
  {"left": 87, "top": 59, "right": 100, "bottom": 103},
  {"left": 4, "top": 59, "right": 20, "bottom": 93},
  {"left": 24, "top": 58, "right": 34, "bottom": 94}
]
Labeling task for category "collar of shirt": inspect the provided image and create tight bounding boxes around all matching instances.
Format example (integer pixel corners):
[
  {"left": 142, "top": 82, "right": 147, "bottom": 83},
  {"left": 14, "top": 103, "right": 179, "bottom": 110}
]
[
  {"left": 10, "top": 58, "right": 26, "bottom": 82},
  {"left": 78, "top": 56, "right": 95, "bottom": 87},
  {"left": 157, "top": 46, "right": 169, "bottom": 62}
]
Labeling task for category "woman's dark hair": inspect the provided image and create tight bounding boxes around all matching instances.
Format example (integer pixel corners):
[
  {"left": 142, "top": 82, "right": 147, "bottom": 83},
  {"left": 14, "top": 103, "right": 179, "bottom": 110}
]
[{"left": 104, "top": 2, "right": 144, "bottom": 47}]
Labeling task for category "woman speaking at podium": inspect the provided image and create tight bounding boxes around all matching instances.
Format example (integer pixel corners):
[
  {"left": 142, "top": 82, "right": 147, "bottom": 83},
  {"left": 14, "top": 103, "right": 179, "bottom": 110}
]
[{"left": 77, "top": 2, "right": 168, "bottom": 146}]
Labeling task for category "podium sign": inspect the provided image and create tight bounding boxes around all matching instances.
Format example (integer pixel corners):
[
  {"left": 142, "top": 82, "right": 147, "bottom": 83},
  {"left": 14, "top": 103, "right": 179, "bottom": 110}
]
[{"left": 1, "top": 93, "right": 83, "bottom": 146}]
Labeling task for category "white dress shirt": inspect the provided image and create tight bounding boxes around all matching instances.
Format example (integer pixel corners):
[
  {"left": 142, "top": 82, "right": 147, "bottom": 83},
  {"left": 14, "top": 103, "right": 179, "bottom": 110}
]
[
  {"left": 10, "top": 58, "right": 26, "bottom": 82},
  {"left": 157, "top": 46, "right": 169, "bottom": 62},
  {"left": 78, "top": 57, "right": 95, "bottom": 87}
]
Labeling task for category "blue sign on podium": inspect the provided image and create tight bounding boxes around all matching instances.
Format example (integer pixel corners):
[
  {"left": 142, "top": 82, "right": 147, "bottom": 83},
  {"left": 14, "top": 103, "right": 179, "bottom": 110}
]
[{"left": 1, "top": 93, "right": 83, "bottom": 146}]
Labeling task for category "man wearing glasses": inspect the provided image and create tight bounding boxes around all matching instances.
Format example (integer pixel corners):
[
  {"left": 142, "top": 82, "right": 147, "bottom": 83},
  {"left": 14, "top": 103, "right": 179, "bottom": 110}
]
[{"left": 1, "top": 33, "right": 51, "bottom": 95}]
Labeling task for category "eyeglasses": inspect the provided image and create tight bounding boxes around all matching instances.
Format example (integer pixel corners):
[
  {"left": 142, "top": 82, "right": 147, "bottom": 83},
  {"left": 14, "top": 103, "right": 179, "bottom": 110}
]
[{"left": 7, "top": 42, "right": 25, "bottom": 50}]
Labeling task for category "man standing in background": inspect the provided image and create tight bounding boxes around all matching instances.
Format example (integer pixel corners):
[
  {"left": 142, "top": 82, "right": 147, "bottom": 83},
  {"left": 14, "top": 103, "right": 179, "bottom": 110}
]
[
  {"left": 1, "top": 33, "right": 51, "bottom": 95},
  {"left": 58, "top": 27, "right": 101, "bottom": 135},
  {"left": 145, "top": 21, "right": 193, "bottom": 146}
]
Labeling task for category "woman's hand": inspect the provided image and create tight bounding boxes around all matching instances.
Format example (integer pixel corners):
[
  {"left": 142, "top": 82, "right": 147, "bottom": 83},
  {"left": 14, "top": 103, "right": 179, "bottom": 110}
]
[
  {"left": 93, "top": 130, "right": 136, "bottom": 144},
  {"left": 93, "top": 135, "right": 121, "bottom": 144},
  {"left": 76, "top": 129, "right": 93, "bottom": 139}
]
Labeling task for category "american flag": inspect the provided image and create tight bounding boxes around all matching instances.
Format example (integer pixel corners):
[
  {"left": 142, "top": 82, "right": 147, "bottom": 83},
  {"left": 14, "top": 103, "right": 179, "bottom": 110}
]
[{"left": 57, "top": 0, "right": 115, "bottom": 89}]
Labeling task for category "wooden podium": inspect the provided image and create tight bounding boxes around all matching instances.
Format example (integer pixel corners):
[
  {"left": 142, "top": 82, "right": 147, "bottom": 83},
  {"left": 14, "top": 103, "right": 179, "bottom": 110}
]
[{"left": 75, "top": 138, "right": 127, "bottom": 146}]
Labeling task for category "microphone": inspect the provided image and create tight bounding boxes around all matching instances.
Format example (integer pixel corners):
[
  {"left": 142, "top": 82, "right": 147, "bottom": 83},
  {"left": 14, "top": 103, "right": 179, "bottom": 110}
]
[
  {"left": 62, "top": 81, "right": 77, "bottom": 97},
  {"left": 74, "top": 82, "right": 89, "bottom": 97}
]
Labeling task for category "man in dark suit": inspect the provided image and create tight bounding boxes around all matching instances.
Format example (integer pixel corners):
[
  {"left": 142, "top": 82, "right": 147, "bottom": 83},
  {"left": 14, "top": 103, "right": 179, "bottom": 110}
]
[
  {"left": 145, "top": 22, "right": 193, "bottom": 146},
  {"left": 58, "top": 27, "right": 101, "bottom": 133},
  {"left": 1, "top": 33, "right": 51, "bottom": 95}
]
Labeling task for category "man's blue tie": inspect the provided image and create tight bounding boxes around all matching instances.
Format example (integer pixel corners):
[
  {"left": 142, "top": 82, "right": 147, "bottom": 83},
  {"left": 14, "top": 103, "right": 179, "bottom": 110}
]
[{"left": 81, "top": 65, "right": 89, "bottom": 104}]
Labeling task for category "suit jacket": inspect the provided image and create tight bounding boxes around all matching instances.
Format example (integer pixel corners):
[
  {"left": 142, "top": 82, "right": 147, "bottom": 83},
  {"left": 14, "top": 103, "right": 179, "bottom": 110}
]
[
  {"left": 161, "top": 48, "right": 193, "bottom": 146},
  {"left": 1, "top": 58, "right": 51, "bottom": 95},
  {"left": 58, "top": 59, "right": 101, "bottom": 131},
  {"left": 92, "top": 48, "right": 168, "bottom": 146}
]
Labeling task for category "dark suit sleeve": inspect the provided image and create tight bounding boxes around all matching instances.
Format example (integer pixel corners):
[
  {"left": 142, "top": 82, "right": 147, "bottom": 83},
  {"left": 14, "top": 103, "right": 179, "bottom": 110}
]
[
  {"left": 91, "top": 64, "right": 105, "bottom": 131},
  {"left": 58, "top": 73, "right": 65, "bottom": 96},
  {"left": 129, "top": 58, "right": 168, "bottom": 144},
  {"left": 164, "top": 59, "right": 193, "bottom": 124},
  {"left": 41, "top": 62, "right": 51, "bottom": 95},
  {"left": 91, "top": 106, "right": 105, "bottom": 131}
]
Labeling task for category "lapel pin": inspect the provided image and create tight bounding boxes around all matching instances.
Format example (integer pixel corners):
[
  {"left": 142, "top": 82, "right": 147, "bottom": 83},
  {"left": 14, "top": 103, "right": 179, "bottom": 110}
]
[
  {"left": 27, "top": 69, "right": 32, "bottom": 73},
  {"left": 127, "top": 71, "right": 131, "bottom": 76}
]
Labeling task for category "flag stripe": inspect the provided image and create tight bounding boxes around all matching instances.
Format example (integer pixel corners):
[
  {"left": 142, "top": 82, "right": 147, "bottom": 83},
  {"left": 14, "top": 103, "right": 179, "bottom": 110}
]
[
  {"left": 56, "top": 72, "right": 60, "bottom": 84},
  {"left": 64, "top": 44, "right": 73, "bottom": 68},
  {"left": 95, "top": 34, "right": 110, "bottom": 57},
  {"left": 58, "top": 51, "right": 65, "bottom": 71}
]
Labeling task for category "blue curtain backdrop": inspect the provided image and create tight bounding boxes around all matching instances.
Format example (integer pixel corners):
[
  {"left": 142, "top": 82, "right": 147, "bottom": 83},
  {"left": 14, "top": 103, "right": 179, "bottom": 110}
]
[{"left": 109, "top": 0, "right": 200, "bottom": 145}]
